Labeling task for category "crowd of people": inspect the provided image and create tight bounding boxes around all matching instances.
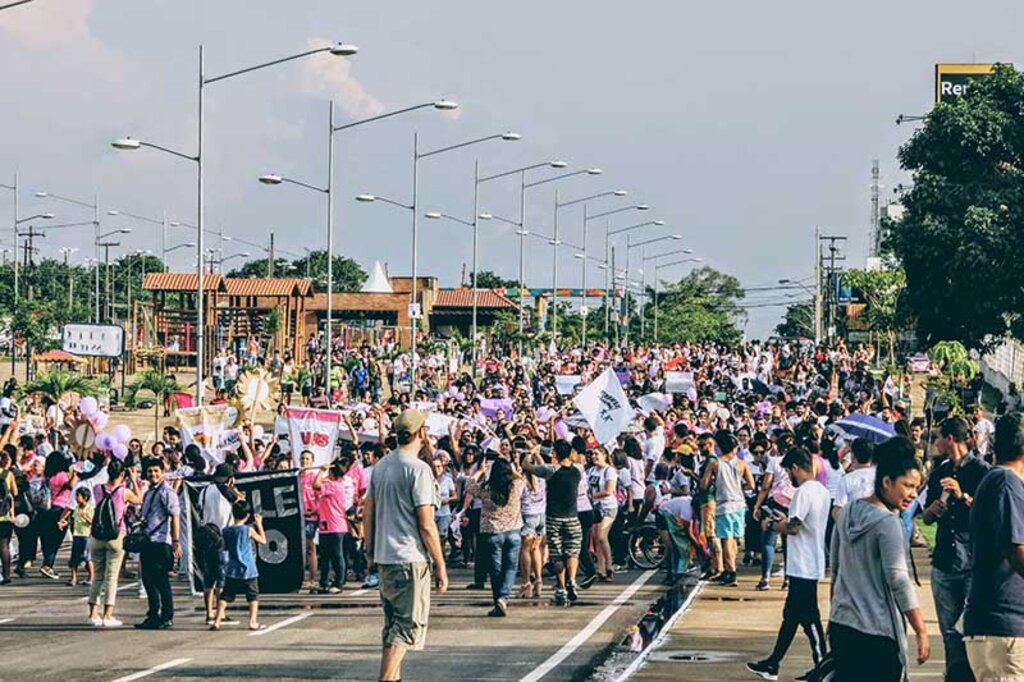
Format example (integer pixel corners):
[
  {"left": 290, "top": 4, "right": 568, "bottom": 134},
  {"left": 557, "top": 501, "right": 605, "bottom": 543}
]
[{"left": 1, "top": 334, "right": 1022, "bottom": 682}]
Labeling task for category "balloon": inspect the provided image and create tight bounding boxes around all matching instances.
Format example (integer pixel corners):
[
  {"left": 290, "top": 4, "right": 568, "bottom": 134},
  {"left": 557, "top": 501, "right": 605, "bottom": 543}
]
[
  {"left": 91, "top": 412, "right": 108, "bottom": 430},
  {"left": 13, "top": 513, "right": 29, "bottom": 529},
  {"left": 112, "top": 442, "right": 129, "bottom": 460},
  {"left": 79, "top": 396, "right": 98, "bottom": 417},
  {"left": 252, "top": 425, "right": 265, "bottom": 441},
  {"left": 554, "top": 420, "right": 570, "bottom": 440},
  {"left": 112, "top": 424, "right": 132, "bottom": 443},
  {"left": 455, "top": 391, "right": 465, "bottom": 402},
  {"left": 95, "top": 433, "right": 113, "bottom": 451},
  {"left": 447, "top": 385, "right": 458, "bottom": 397}
]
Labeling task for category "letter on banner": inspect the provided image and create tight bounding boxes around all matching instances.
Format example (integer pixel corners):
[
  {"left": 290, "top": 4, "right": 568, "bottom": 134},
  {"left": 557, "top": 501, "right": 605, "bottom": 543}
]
[
  {"left": 286, "top": 407, "right": 342, "bottom": 468},
  {"left": 573, "top": 367, "right": 633, "bottom": 446},
  {"left": 664, "top": 371, "right": 694, "bottom": 394}
]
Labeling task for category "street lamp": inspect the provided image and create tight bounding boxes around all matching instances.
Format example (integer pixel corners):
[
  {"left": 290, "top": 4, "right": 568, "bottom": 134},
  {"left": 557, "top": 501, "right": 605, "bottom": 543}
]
[
  {"left": 602, "top": 215, "right": 661, "bottom": 341},
  {"left": 623, "top": 234, "right": 682, "bottom": 341},
  {"left": 0, "top": 172, "right": 57, "bottom": 308},
  {"left": 113, "top": 40, "right": 358, "bottom": 405}
]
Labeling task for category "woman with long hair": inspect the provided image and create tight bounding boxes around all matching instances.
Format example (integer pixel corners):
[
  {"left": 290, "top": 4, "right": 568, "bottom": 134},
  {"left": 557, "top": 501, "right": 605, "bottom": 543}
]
[
  {"left": 468, "top": 457, "right": 524, "bottom": 617},
  {"left": 829, "top": 437, "right": 930, "bottom": 680},
  {"left": 588, "top": 448, "right": 619, "bottom": 581},
  {"left": 518, "top": 448, "right": 547, "bottom": 598},
  {"left": 40, "top": 452, "right": 76, "bottom": 580},
  {"left": 87, "top": 458, "right": 143, "bottom": 627}
]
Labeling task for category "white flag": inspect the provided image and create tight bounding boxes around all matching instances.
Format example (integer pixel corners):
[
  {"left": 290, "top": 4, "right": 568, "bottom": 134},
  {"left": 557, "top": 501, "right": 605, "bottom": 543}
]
[
  {"left": 574, "top": 367, "right": 633, "bottom": 446},
  {"left": 554, "top": 375, "right": 582, "bottom": 395},
  {"left": 637, "top": 393, "right": 672, "bottom": 416}
]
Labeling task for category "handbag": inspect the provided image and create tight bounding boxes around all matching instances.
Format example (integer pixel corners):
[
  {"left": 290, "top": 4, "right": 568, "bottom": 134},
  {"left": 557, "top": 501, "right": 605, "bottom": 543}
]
[{"left": 125, "top": 487, "right": 156, "bottom": 553}]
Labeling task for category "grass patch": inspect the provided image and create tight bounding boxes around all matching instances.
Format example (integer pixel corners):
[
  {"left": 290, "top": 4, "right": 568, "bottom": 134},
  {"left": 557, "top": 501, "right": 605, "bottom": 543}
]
[{"left": 917, "top": 521, "right": 937, "bottom": 550}]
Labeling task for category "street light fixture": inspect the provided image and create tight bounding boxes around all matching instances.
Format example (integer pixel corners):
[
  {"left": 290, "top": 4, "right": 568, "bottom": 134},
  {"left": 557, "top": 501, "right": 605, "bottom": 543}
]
[{"left": 112, "top": 39, "right": 358, "bottom": 405}]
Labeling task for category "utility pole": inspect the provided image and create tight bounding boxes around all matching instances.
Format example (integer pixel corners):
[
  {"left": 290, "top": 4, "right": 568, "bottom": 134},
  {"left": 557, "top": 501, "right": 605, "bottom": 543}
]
[
  {"left": 97, "top": 241, "right": 120, "bottom": 323},
  {"left": 267, "top": 232, "right": 275, "bottom": 277},
  {"left": 20, "top": 226, "right": 45, "bottom": 301},
  {"left": 870, "top": 159, "right": 881, "bottom": 257},
  {"left": 818, "top": 234, "right": 847, "bottom": 344},
  {"left": 813, "top": 226, "right": 823, "bottom": 343}
]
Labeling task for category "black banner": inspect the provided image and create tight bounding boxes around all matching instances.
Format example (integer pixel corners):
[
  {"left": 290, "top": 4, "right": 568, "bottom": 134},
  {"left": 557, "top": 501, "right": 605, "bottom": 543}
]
[{"left": 185, "top": 469, "right": 306, "bottom": 594}]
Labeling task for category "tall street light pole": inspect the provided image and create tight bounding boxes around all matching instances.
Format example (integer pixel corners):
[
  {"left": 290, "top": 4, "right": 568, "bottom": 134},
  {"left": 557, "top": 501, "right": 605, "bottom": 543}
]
[
  {"left": 597, "top": 208, "right": 654, "bottom": 340},
  {"left": 624, "top": 233, "right": 681, "bottom": 343},
  {"left": 113, "top": 40, "right": 358, "bottom": 406}
]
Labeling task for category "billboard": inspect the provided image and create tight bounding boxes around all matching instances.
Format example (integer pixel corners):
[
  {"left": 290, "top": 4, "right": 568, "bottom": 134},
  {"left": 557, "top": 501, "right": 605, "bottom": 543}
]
[
  {"left": 935, "top": 63, "right": 996, "bottom": 104},
  {"left": 62, "top": 323, "right": 124, "bottom": 358}
]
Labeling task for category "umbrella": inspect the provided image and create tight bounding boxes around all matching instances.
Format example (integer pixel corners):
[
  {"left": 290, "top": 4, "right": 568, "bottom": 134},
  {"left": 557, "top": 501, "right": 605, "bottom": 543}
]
[{"left": 832, "top": 413, "right": 896, "bottom": 444}]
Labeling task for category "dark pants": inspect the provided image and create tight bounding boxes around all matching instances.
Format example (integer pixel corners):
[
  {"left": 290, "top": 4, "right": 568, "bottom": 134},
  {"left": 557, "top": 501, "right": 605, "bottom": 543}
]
[
  {"left": 767, "top": 576, "right": 826, "bottom": 667},
  {"left": 761, "top": 500, "right": 788, "bottom": 580},
  {"left": 578, "top": 510, "right": 596, "bottom": 577},
  {"left": 830, "top": 622, "right": 902, "bottom": 682},
  {"left": 141, "top": 543, "right": 174, "bottom": 622},
  {"left": 318, "top": 532, "right": 346, "bottom": 589},
  {"left": 0, "top": 521, "right": 11, "bottom": 581},
  {"left": 482, "top": 531, "right": 522, "bottom": 603},
  {"left": 343, "top": 532, "right": 364, "bottom": 581},
  {"left": 15, "top": 515, "right": 37, "bottom": 568},
  {"left": 41, "top": 506, "right": 67, "bottom": 569},
  {"left": 611, "top": 504, "right": 629, "bottom": 565}
]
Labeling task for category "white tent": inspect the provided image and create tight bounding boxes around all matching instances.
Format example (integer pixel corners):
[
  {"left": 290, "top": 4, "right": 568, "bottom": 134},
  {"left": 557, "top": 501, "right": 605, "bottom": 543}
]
[{"left": 362, "top": 261, "right": 393, "bottom": 293}]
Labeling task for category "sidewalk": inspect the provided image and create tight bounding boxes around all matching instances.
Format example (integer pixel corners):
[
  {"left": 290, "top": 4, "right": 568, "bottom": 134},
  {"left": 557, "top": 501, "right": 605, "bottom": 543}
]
[{"left": 631, "top": 548, "right": 946, "bottom": 681}]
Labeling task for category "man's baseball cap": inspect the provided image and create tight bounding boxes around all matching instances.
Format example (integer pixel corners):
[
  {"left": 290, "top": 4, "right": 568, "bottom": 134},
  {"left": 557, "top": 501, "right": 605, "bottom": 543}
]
[{"left": 394, "top": 408, "right": 426, "bottom": 436}]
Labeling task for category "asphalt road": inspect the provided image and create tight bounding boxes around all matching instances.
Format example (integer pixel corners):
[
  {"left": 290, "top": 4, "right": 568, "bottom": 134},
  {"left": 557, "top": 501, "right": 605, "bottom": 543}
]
[{"left": 0, "top": 561, "right": 666, "bottom": 682}]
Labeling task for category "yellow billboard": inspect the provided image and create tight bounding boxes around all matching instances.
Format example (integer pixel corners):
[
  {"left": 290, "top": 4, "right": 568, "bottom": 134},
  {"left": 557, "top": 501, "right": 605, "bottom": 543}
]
[{"left": 935, "top": 63, "right": 996, "bottom": 103}]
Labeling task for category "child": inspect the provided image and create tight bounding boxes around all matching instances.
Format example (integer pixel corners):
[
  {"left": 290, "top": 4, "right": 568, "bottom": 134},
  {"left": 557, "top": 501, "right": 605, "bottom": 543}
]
[
  {"left": 68, "top": 488, "right": 94, "bottom": 587},
  {"left": 211, "top": 500, "right": 266, "bottom": 631}
]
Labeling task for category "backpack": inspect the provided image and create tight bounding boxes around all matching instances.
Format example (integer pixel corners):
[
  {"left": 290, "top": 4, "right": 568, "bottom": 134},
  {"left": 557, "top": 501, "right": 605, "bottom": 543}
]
[
  {"left": 196, "top": 522, "right": 225, "bottom": 555},
  {"left": 91, "top": 485, "right": 122, "bottom": 541},
  {"left": 0, "top": 469, "right": 12, "bottom": 517}
]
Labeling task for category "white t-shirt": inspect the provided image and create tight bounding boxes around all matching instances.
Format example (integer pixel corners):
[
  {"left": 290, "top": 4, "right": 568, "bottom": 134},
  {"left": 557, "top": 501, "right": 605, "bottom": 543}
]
[
  {"left": 659, "top": 495, "right": 694, "bottom": 522},
  {"left": 200, "top": 485, "right": 233, "bottom": 529},
  {"left": 643, "top": 431, "right": 666, "bottom": 466},
  {"left": 824, "top": 462, "right": 845, "bottom": 499},
  {"left": 588, "top": 466, "right": 618, "bottom": 512},
  {"left": 786, "top": 479, "right": 831, "bottom": 580},
  {"left": 628, "top": 456, "right": 646, "bottom": 498},
  {"left": 975, "top": 419, "right": 995, "bottom": 456},
  {"left": 833, "top": 466, "right": 875, "bottom": 508}
]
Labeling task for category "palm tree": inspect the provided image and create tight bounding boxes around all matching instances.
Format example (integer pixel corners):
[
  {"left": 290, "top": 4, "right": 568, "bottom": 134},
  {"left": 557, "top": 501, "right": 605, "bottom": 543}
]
[
  {"left": 127, "top": 370, "right": 184, "bottom": 438},
  {"left": 24, "top": 370, "right": 98, "bottom": 403}
]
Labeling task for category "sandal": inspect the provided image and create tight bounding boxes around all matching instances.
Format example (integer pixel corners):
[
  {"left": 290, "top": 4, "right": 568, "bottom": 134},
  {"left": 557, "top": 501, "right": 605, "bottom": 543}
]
[
  {"left": 209, "top": 624, "right": 221, "bottom": 631},
  {"left": 532, "top": 582, "right": 542, "bottom": 598},
  {"left": 516, "top": 582, "right": 533, "bottom": 599},
  {"left": 249, "top": 623, "right": 266, "bottom": 631}
]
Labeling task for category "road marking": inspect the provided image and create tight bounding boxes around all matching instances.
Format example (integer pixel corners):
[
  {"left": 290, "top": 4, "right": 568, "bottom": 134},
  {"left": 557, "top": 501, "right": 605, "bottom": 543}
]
[
  {"left": 613, "top": 580, "right": 705, "bottom": 681},
  {"left": 249, "top": 612, "right": 311, "bottom": 637},
  {"left": 520, "top": 570, "right": 656, "bottom": 682},
  {"left": 0, "top": 618, "right": 14, "bottom": 624},
  {"left": 110, "top": 658, "right": 191, "bottom": 682},
  {"left": 350, "top": 589, "right": 368, "bottom": 596}
]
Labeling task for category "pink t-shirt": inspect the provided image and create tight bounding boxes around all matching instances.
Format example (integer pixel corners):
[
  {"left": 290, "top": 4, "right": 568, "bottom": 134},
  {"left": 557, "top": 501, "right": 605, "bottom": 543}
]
[
  {"left": 300, "top": 471, "right": 319, "bottom": 522},
  {"left": 346, "top": 462, "right": 368, "bottom": 499},
  {"left": 50, "top": 471, "right": 73, "bottom": 509},
  {"left": 316, "top": 479, "right": 350, "bottom": 535},
  {"left": 812, "top": 455, "right": 828, "bottom": 487}
]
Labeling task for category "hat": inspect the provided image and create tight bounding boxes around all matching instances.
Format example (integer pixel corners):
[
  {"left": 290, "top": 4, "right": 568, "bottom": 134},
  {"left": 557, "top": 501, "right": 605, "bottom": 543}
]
[
  {"left": 212, "top": 463, "right": 235, "bottom": 483},
  {"left": 394, "top": 408, "right": 426, "bottom": 436}
]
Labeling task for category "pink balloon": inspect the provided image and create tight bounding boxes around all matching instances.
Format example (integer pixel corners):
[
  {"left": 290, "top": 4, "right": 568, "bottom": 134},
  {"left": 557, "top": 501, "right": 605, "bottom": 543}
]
[
  {"left": 554, "top": 420, "right": 570, "bottom": 440},
  {"left": 95, "top": 433, "right": 113, "bottom": 451},
  {"left": 91, "top": 412, "right": 108, "bottom": 430},
  {"left": 79, "top": 396, "right": 98, "bottom": 417},
  {"left": 112, "top": 424, "right": 131, "bottom": 443},
  {"left": 111, "top": 442, "right": 129, "bottom": 460},
  {"left": 455, "top": 391, "right": 465, "bottom": 402}
]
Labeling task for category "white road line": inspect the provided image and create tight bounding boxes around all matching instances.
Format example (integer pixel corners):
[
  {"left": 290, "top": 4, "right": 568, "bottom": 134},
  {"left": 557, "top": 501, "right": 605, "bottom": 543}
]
[
  {"left": 613, "top": 580, "right": 705, "bottom": 681},
  {"left": 350, "top": 589, "right": 368, "bottom": 596},
  {"left": 249, "top": 612, "right": 311, "bottom": 637},
  {"left": 110, "top": 658, "right": 191, "bottom": 682},
  {"left": 0, "top": 618, "right": 14, "bottom": 624},
  {"left": 520, "top": 570, "right": 656, "bottom": 682}
]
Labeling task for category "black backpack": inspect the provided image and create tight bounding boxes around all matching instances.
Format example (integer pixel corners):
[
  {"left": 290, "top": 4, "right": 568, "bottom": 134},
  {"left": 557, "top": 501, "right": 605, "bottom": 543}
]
[
  {"left": 0, "top": 469, "right": 12, "bottom": 518},
  {"left": 91, "top": 485, "right": 122, "bottom": 541},
  {"left": 196, "top": 522, "right": 225, "bottom": 555}
]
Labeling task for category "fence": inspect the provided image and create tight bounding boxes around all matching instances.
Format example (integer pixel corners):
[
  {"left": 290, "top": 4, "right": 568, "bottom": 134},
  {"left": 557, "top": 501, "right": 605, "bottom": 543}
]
[{"left": 981, "top": 339, "right": 1024, "bottom": 397}]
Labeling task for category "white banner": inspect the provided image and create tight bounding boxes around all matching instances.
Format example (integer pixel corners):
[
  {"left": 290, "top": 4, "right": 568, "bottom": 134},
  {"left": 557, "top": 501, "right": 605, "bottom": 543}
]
[
  {"left": 286, "top": 407, "right": 343, "bottom": 468},
  {"left": 637, "top": 393, "right": 672, "bottom": 416},
  {"left": 425, "top": 411, "right": 457, "bottom": 437},
  {"left": 62, "top": 323, "right": 125, "bottom": 358},
  {"left": 664, "top": 371, "right": 694, "bottom": 394},
  {"left": 177, "top": 405, "right": 235, "bottom": 465},
  {"left": 573, "top": 367, "right": 634, "bottom": 446},
  {"left": 554, "top": 375, "right": 582, "bottom": 395}
]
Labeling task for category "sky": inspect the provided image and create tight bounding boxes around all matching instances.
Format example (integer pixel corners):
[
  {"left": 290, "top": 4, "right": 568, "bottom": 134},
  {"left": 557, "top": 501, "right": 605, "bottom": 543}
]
[{"left": 1, "top": 0, "right": 1022, "bottom": 338}]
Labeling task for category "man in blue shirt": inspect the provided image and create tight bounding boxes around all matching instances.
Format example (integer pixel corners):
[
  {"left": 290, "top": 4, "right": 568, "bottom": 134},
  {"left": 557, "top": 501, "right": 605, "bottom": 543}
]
[
  {"left": 965, "top": 412, "right": 1024, "bottom": 679},
  {"left": 135, "top": 457, "right": 181, "bottom": 630}
]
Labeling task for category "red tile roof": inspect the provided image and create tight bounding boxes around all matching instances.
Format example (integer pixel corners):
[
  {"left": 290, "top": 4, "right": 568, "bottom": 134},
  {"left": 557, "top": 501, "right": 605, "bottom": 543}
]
[
  {"left": 143, "top": 272, "right": 227, "bottom": 292},
  {"left": 224, "top": 278, "right": 314, "bottom": 297},
  {"left": 434, "top": 288, "right": 518, "bottom": 309}
]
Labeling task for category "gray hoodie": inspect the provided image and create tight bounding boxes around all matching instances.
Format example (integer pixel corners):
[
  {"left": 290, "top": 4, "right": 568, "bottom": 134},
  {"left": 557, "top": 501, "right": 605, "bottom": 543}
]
[{"left": 830, "top": 498, "right": 918, "bottom": 670}]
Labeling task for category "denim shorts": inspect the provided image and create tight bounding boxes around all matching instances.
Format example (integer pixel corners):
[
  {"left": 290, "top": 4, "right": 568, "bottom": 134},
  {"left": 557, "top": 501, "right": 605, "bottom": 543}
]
[
  {"left": 521, "top": 514, "right": 546, "bottom": 538},
  {"left": 594, "top": 505, "right": 618, "bottom": 522}
]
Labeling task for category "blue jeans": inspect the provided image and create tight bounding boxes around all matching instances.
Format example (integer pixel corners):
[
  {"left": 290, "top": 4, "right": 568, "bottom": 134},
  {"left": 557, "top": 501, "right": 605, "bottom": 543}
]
[
  {"left": 901, "top": 496, "right": 921, "bottom": 541},
  {"left": 482, "top": 531, "right": 522, "bottom": 603},
  {"left": 318, "top": 532, "right": 347, "bottom": 590},
  {"left": 931, "top": 566, "right": 974, "bottom": 681}
]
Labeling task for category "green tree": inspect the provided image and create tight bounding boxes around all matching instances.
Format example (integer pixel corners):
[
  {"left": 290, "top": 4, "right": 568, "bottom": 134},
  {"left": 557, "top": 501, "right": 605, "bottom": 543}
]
[
  {"left": 645, "top": 266, "right": 746, "bottom": 345},
  {"left": 24, "top": 370, "right": 98, "bottom": 402},
  {"left": 12, "top": 299, "right": 62, "bottom": 353},
  {"left": 889, "top": 63, "right": 1024, "bottom": 350},
  {"left": 126, "top": 369, "right": 184, "bottom": 436},
  {"left": 290, "top": 251, "right": 367, "bottom": 291},
  {"left": 469, "top": 270, "right": 518, "bottom": 289},
  {"left": 775, "top": 302, "right": 815, "bottom": 339},
  {"left": 226, "top": 257, "right": 293, "bottom": 279},
  {"left": 841, "top": 268, "right": 910, "bottom": 364}
]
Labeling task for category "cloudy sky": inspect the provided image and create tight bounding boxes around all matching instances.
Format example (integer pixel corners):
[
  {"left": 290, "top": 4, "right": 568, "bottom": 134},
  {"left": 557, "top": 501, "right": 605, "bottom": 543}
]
[{"left": 1, "top": 0, "right": 1021, "bottom": 337}]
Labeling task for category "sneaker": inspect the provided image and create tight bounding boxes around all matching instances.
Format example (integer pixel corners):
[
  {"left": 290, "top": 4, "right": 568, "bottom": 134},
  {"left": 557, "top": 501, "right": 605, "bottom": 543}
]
[
  {"left": 82, "top": 579, "right": 92, "bottom": 586},
  {"left": 495, "top": 598, "right": 508, "bottom": 616},
  {"left": 794, "top": 669, "right": 816, "bottom": 682},
  {"left": 89, "top": 616, "right": 103, "bottom": 627},
  {"left": 102, "top": 617, "right": 122, "bottom": 628},
  {"left": 717, "top": 572, "right": 738, "bottom": 587},
  {"left": 157, "top": 620, "right": 174, "bottom": 629},
  {"left": 566, "top": 582, "right": 579, "bottom": 603},
  {"left": 756, "top": 579, "right": 770, "bottom": 591},
  {"left": 362, "top": 574, "right": 380, "bottom": 589},
  {"left": 551, "top": 588, "right": 567, "bottom": 607},
  {"left": 700, "top": 569, "right": 720, "bottom": 581},
  {"left": 327, "top": 586, "right": 342, "bottom": 594},
  {"left": 745, "top": 660, "right": 779, "bottom": 681},
  {"left": 487, "top": 605, "right": 505, "bottom": 617},
  {"left": 40, "top": 566, "right": 59, "bottom": 580},
  {"left": 134, "top": 619, "right": 160, "bottom": 630},
  {"left": 578, "top": 573, "right": 598, "bottom": 589}
]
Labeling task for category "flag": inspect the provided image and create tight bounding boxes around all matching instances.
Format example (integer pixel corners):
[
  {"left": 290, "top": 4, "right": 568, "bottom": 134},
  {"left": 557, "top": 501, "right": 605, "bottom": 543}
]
[
  {"left": 286, "top": 407, "right": 343, "bottom": 468},
  {"left": 554, "top": 375, "right": 582, "bottom": 395},
  {"left": 574, "top": 367, "right": 633, "bottom": 446},
  {"left": 637, "top": 393, "right": 672, "bottom": 416}
]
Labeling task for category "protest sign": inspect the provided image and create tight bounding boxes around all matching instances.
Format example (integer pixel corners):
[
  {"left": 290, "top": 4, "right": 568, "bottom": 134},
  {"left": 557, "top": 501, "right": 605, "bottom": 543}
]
[
  {"left": 177, "top": 404, "right": 234, "bottom": 464},
  {"left": 479, "top": 398, "right": 514, "bottom": 420},
  {"left": 637, "top": 393, "right": 672, "bottom": 416},
  {"left": 554, "top": 375, "right": 582, "bottom": 396},
  {"left": 664, "top": 371, "right": 694, "bottom": 394},
  {"left": 425, "top": 411, "right": 457, "bottom": 437},
  {"left": 186, "top": 470, "right": 304, "bottom": 594},
  {"left": 574, "top": 367, "right": 633, "bottom": 446},
  {"left": 285, "top": 407, "right": 342, "bottom": 467}
]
